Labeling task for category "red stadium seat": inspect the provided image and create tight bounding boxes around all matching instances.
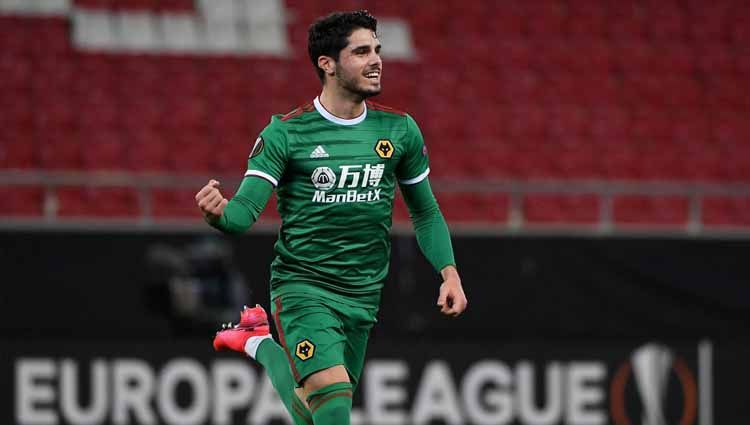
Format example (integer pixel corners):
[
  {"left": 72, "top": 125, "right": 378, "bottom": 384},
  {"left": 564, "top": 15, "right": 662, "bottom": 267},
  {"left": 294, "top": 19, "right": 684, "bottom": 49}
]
[
  {"left": 711, "top": 109, "right": 749, "bottom": 146},
  {"left": 113, "top": 0, "right": 159, "bottom": 10},
  {"left": 165, "top": 130, "right": 213, "bottom": 173},
  {"left": 639, "top": 141, "right": 689, "bottom": 180},
  {"left": 705, "top": 76, "right": 749, "bottom": 108},
  {"left": 525, "top": 1, "right": 566, "bottom": 39},
  {"left": 162, "top": 97, "right": 209, "bottom": 132},
  {"left": 256, "top": 194, "right": 281, "bottom": 223},
  {"left": 514, "top": 146, "right": 559, "bottom": 179},
  {"left": 492, "top": 38, "right": 533, "bottom": 71},
  {"left": 723, "top": 146, "right": 750, "bottom": 182},
  {"left": 730, "top": 15, "right": 750, "bottom": 45},
  {"left": 683, "top": 149, "right": 724, "bottom": 181},
  {"left": 647, "top": 7, "right": 687, "bottom": 41},
  {"left": 204, "top": 59, "right": 255, "bottom": 98},
  {"left": 121, "top": 97, "right": 163, "bottom": 131},
  {"left": 26, "top": 18, "right": 70, "bottom": 58},
  {"left": 650, "top": 43, "right": 695, "bottom": 74},
  {"left": 118, "top": 56, "right": 162, "bottom": 98},
  {"left": 392, "top": 195, "right": 410, "bottom": 223},
  {"left": 566, "top": 0, "right": 608, "bottom": 38},
  {"left": 156, "top": 0, "right": 195, "bottom": 11},
  {"left": 599, "top": 144, "right": 641, "bottom": 180},
  {"left": 125, "top": 128, "right": 169, "bottom": 171},
  {"left": 81, "top": 132, "right": 126, "bottom": 171},
  {"left": 506, "top": 105, "right": 547, "bottom": 141},
  {"left": 438, "top": 192, "right": 509, "bottom": 223},
  {"left": 0, "top": 186, "right": 45, "bottom": 216},
  {"left": 37, "top": 134, "right": 82, "bottom": 171},
  {"left": 76, "top": 91, "right": 120, "bottom": 133},
  {"left": 0, "top": 17, "right": 36, "bottom": 55},
  {"left": 485, "top": 6, "right": 524, "bottom": 37},
  {"left": 0, "top": 53, "right": 33, "bottom": 93},
  {"left": 563, "top": 39, "right": 613, "bottom": 74},
  {"left": 613, "top": 41, "right": 657, "bottom": 72},
  {"left": 1, "top": 1, "right": 748, "bottom": 224},
  {"left": 547, "top": 106, "right": 590, "bottom": 138},
  {"left": 695, "top": 43, "right": 737, "bottom": 74},
  {"left": 34, "top": 95, "right": 77, "bottom": 133},
  {"left": 89, "top": 187, "right": 140, "bottom": 217},
  {"left": 607, "top": 4, "right": 648, "bottom": 42},
  {"left": 590, "top": 106, "right": 631, "bottom": 140},
  {"left": 556, "top": 144, "right": 600, "bottom": 178},
  {"left": 55, "top": 187, "right": 87, "bottom": 217},
  {"left": 0, "top": 90, "right": 34, "bottom": 131},
  {"left": 152, "top": 188, "right": 203, "bottom": 219},
  {"left": 622, "top": 74, "right": 701, "bottom": 107},
  {"left": 687, "top": 7, "right": 729, "bottom": 41},
  {"left": 631, "top": 108, "right": 674, "bottom": 141},
  {"left": 74, "top": 0, "right": 113, "bottom": 8},
  {"left": 0, "top": 137, "right": 37, "bottom": 169},
  {"left": 214, "top": 138, "right": 252, "bottom": 173},
  {"left": 524, "top": 194, "right": 600, "bottom": 224},
  {"left": 574, "top": 74, "right": 622, "bottom": 106},
  {"left": 614, "top": 195, "right": 690, "bottom": 225},
  {"left": 702, "top": 197, "right": 750, "bottom": 227},
  {"left": 672, "top": 109, "right": 711, "bottom": 144},
  {"left": 56, "top": 187, "right": 140, "bottom": 218},
  {"left": 210, "top": 99, "right": 252, "bottom": 134}
]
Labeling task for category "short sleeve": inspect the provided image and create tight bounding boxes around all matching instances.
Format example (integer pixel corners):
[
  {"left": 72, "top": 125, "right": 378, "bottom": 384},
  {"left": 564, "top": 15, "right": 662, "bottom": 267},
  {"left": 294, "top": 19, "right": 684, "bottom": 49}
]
[
  {"left": 245, "top": 116, "right": 288, "bottom": 187},
  {"left": 396, "top": 114, "right": 430, "bottom": 185}
]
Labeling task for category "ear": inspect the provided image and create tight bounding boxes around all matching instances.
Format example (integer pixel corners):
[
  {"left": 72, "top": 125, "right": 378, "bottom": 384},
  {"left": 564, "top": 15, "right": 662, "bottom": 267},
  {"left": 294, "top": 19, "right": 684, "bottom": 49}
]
[{"left": 317, "top": 55, "right": 336, "bottom": 77}]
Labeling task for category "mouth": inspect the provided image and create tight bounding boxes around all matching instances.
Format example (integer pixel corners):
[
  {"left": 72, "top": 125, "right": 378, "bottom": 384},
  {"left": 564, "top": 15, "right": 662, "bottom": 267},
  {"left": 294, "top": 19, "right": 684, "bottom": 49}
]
[{"left": 364, "top": 70, "right": 381, "bottom": 82}]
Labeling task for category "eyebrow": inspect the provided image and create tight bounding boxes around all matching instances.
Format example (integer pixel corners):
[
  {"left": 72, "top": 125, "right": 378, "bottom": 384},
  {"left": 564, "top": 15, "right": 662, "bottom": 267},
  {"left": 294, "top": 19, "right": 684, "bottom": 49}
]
[{"left": 351, "top": 43, "right": 382, "bottom": 52}]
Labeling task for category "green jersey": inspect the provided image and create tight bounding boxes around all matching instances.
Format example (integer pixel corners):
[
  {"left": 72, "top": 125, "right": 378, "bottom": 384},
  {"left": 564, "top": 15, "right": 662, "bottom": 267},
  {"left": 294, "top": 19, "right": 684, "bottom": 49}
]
[{"left": 245, "top": 97, "right": 429, "bottom": 306}]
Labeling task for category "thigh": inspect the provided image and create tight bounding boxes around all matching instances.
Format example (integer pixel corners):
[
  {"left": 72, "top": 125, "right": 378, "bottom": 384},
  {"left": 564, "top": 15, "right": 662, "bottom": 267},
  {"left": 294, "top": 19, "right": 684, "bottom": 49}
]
[
  {"left": 339, "top": 304, "right": 378, "bottom": 389},
  {"left": 271, "top": 295, "right": 347, "bottom": 385}
]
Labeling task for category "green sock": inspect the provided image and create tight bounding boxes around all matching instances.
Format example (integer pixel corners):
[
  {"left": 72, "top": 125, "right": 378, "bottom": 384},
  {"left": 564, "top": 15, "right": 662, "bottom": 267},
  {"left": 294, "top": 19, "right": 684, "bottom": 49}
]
[
  {"left": 306, "top": 382, "right": 353, "bottom": 425},
  {"left": 255, "top": 339, "right": 313, "bottom": 425}
]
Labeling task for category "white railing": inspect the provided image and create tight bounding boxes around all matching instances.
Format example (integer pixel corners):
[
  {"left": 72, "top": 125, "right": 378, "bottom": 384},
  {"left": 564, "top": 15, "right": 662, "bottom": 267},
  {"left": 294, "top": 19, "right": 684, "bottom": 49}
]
[{"left": 2, "top": 170, "right": 750, "bottom": 237}]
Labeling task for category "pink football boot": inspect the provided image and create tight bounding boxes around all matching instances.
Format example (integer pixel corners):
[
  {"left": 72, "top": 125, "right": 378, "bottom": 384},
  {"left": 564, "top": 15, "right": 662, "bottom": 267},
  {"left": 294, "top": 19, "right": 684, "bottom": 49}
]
[{"left": 213, "top": 304, "right": 270, "bottom": 352}]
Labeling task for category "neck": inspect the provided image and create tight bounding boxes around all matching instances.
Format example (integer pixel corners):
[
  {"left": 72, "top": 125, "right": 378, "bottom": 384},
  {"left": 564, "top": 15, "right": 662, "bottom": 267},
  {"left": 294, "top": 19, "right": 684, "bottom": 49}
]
[{"left": 318, "top": 85, "right": 365, "bottom": 119}]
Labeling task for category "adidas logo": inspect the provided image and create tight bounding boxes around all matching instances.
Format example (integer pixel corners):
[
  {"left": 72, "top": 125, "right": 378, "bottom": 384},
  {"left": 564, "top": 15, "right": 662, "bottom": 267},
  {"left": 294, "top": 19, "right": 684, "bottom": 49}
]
[{"left": 310, "top": 145, "right": 329, "bottom": 158}]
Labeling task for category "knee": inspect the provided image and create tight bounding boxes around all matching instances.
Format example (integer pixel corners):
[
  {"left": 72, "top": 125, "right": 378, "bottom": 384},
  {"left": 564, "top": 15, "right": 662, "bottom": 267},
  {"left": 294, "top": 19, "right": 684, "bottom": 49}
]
[
  {"left": 301, "top": 364, "right": 350, "bottom": 397},
  {"left": 305, "top": 381, "right": 353, "bottom": 419}
]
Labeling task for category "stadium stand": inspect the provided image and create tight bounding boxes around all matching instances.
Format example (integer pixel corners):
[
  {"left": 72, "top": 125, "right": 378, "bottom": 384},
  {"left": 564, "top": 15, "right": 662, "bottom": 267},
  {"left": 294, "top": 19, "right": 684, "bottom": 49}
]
[{"left": 1, "top": 0, "right": 749, "bottom": 230}]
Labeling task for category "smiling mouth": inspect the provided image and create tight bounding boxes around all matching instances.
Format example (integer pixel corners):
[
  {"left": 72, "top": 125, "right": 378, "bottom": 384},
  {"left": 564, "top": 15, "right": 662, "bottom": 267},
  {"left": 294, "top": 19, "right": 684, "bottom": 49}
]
[{"left": 364, "top": 71, "right": 381, "bottom": 80}]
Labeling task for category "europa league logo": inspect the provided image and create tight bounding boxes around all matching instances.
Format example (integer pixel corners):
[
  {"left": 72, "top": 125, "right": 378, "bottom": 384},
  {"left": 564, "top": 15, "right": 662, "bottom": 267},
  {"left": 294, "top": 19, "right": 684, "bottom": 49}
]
[{"left": 611, "top": 344, "right": 697, "bottom": 425}]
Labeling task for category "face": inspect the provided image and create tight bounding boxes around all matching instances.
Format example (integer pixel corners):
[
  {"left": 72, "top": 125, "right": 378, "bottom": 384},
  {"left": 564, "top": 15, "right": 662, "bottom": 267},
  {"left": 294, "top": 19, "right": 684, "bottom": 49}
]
[{"left": 332, "top": 27, "right": 382, "bottom": 99}]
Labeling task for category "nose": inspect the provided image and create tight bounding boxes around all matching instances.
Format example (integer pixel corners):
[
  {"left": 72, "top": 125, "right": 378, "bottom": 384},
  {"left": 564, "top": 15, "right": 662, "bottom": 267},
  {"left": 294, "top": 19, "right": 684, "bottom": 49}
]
[{"left": 369, "top": 51, "right": 382, "bottom": 67}]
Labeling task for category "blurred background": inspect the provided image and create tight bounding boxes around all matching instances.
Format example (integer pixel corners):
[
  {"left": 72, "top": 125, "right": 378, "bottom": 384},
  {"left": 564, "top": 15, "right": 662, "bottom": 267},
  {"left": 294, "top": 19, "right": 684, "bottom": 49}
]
[{"left": 1, "top": 0, "right": 749, "bottom": 424}]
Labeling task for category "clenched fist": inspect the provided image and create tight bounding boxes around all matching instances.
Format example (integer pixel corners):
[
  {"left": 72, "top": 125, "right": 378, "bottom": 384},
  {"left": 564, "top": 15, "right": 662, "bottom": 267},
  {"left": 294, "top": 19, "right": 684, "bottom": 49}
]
[{"left": 195, "top": 179, "right": 228, "bottom": 222}]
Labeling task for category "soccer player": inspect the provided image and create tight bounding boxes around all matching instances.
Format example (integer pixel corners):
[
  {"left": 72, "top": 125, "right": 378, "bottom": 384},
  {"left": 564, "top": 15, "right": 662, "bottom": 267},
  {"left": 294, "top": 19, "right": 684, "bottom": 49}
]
[{"left": 195, "top": 10, "right": 467, "bottom": 425}]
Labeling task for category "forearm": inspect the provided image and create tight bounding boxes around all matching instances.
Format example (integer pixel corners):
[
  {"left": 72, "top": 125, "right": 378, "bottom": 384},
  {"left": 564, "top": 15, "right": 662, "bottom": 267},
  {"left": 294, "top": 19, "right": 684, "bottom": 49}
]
[
  {"left": 400, "top": 179, "right": 456, "bottom": 272},
  {"left": 209, "top": 177, "right": 274, "bottom": 235}
]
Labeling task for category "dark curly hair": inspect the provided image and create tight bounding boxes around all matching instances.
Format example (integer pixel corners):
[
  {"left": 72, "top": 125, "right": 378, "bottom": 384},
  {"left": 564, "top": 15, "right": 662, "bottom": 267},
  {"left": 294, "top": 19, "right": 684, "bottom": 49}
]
[{"left": 308, "top": 10, "right": 378, "bottom": 83}]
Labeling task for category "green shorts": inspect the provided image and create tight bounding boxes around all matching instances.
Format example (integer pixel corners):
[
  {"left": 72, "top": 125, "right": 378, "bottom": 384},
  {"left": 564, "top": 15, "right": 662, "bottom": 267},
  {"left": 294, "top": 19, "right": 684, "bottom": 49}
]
[{"left": 270, "top": 292, "right": 378, "bottom": 388}]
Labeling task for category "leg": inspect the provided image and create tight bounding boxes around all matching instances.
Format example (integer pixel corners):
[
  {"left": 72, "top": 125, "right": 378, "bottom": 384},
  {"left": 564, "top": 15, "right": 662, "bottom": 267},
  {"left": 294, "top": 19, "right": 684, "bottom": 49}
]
[
  {"left": 272, "top": 295, "right": 355, "bottom": 424},
  {"left": 299, "top": 300, "right": 378, "bottom": 424},
  {"left": 255, "top": 339, "right": 314, "bottom": 425},
  {"left": 213, "top": 305, "right": 312, "bottom": 425},
  {"left": 302, "top": 365, "right": 353, "bottom": 425}
]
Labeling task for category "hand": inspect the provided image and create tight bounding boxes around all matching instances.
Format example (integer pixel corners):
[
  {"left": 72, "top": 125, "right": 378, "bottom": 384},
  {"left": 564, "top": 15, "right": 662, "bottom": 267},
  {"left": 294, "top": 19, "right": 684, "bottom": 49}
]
[
  {"left": 195, "top": 179, "right": 228, "bottom": 222},
  {"left": 436, "top": 266, "right": 467, "bottom": 317}
]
